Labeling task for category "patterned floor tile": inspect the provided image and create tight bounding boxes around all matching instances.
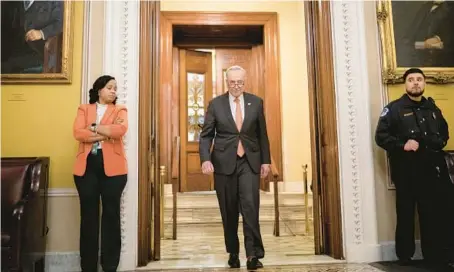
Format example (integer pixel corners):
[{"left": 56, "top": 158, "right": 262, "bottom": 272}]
[
  {"left": 136, "top": 263, "right": 383, "bottom": 271},
  {"left": 144, "top": 192, "right": 345, "bottom": 271}
]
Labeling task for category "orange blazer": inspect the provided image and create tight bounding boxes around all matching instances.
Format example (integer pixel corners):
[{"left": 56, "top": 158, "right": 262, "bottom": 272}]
[{"left": 73, "top": 103, "right": 128, "bottom": 177}]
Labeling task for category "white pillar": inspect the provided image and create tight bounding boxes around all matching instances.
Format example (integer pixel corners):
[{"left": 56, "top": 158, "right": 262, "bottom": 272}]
[
  {"left": 331, "top": 1, "right": 381, "bottom": 262},
  {"left": 103, "top": 1, "right": 140, "bottom": 270}
]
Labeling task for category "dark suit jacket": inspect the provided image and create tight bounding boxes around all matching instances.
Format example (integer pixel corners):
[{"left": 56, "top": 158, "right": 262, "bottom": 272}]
[
  {"left": 199, "top": 92, "right": 271, "bottom": 175},
  {"left": 22, "top": 1, "right": 63, "bottom": 40}
]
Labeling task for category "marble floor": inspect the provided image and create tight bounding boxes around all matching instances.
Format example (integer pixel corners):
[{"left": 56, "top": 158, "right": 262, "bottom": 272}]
[
  {"left": 137, "top": 263, "right": 382, "bottom": 271},
  {"left": 139, "top": 234, "right": 345, "bottom": 271},
  {"left": 138, "top": 191, "right": 371, "bottom": 271}
]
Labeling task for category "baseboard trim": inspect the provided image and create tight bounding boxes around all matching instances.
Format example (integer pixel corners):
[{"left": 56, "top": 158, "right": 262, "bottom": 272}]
[
  {"left": 47, "top": 188, "right": 78, "bottom": 197},
  {"left": 344, "top": 243, "right": 382, "bottom": 262},
  {"left": 45, "top": 251, "right": 135, "bottom": 272},
  {"left": 380, "top": 240, "right": 423, "bottom": 261},
  {"left": 45, "top": 252, "right": 81, "bottom": 272}
]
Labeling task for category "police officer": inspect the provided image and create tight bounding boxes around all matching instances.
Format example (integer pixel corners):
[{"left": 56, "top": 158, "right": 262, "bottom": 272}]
[{"left": 375, "top": 68, "right": 450, "bottom": 267}]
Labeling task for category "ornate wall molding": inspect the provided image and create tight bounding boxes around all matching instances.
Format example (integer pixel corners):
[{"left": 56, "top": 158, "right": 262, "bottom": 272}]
[
  {"left": 81, "top": 2, "right": 91, "bottom": 104},
  {"left": 331, "top": 1, "right": 381, "bottom": 262},
  {"left": 104, "top": 1, "right": 140, "bottom": 270}
]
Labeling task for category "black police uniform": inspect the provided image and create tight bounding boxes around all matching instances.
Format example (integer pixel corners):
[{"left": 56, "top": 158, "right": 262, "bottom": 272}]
[{"left": 375, "top": 94, "right": 450, "bottom": 263}]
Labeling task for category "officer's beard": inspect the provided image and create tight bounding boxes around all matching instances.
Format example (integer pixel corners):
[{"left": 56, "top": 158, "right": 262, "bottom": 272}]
[{"left": 406, "top": 88, "right": 424, "bottom": 98}]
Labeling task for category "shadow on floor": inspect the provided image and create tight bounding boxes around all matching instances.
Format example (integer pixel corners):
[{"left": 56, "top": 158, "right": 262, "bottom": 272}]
[{"left": 370, "top": 260, "right": 454, "bottom": 272}]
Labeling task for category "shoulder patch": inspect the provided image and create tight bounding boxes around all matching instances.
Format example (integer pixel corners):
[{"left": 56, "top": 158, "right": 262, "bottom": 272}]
[{"left": 380, "top": 107, "right": 389, "bottom": 117}]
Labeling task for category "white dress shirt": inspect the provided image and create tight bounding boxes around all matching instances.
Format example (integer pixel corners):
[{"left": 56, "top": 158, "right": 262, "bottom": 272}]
[
  {"left": 229, "top": 92, "right": 245, "bottom": 121},
  {"left": 96, "top": 103, "right": 108, "bottom": 149}
]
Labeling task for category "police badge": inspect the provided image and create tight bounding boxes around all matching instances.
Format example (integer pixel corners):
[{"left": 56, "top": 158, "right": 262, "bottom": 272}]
[{"left": 380, "top": 107, "right": 389, "bottom": 117}]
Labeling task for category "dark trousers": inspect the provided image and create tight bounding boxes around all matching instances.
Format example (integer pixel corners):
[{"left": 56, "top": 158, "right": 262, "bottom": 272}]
[
  {"left": 394, "top": 169, "right": 442, "bottom": 262},
  {"left": 437, "top": 161, "right": 454, "bottom": 263},
  {"left": 440, "top": 186, "right": 454, "bottom": 263},
  {"left": 74, "top": 150, "right": 127, "bottom": 272},
  {"left": 214, "top": 155, "right": 264, "bottom": 259}
]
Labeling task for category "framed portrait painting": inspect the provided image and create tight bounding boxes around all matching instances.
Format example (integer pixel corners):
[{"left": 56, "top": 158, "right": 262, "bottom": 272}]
[
  {"left": 377, "top": 0, "right": 454, "bottom": 84},
  {"left": 1, "top": 0, "right": 74, "bottom": 84}
]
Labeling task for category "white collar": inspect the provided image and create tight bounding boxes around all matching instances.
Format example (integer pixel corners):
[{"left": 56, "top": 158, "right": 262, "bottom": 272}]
[
  {"left": 96, "top": 102, "right": 108, "bottom": 108},
  {"left": 24, "top": 0, "right": 34, "bottom": 11}
]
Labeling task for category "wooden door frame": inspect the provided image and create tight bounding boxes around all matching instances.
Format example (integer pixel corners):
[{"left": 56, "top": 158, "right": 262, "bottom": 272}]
[
  {"left": 304, "top": 1, "right": 343, "bottom": 259},
  {"left": 138, "top": 1, "right": 160, "bottom": 266},
  {"left": 159, "top": 11, "right": 284, "bottom": 187}
]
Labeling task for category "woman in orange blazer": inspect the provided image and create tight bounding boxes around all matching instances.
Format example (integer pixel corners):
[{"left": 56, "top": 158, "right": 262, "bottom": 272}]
[{"left": 73, "top": 75, "right": 128, "bottom": 272}]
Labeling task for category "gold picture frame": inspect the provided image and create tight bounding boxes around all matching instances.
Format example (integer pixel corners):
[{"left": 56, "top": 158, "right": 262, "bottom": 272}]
[
  {"left": 1, "top": 1, "right": 74, "bottom": 84},
  {"left": 377, "top": 0, "right": 454, "bottom": 84}
]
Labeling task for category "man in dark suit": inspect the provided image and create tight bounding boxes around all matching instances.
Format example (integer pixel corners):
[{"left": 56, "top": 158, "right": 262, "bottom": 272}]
[
  {"left": 199, "top": 65, "right": 271, "bottom": 270},
  {"left": 1, "top": 1, "right": 63, "bottom": 73}
]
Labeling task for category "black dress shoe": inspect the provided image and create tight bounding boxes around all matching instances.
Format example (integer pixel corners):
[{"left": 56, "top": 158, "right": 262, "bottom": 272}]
[
  {"left": 256, "top": 260, "right": 263, "bottom": 269},
  {"left": 228, "top": 253, "right": 240, "bottom": 268},
  {"left": 247, "top": 256, "right": 258, "bottom": 270}
]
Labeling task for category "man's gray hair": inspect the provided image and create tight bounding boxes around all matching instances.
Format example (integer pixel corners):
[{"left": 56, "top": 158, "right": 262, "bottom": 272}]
[{"left": 225, "top": 65, "right": 246, "bottom": 77}]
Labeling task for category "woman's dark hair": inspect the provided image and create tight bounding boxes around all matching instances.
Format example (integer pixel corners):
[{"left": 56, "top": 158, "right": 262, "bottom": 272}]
[{"left": 89, "top": 75, "right": 117, "bottom": 104}]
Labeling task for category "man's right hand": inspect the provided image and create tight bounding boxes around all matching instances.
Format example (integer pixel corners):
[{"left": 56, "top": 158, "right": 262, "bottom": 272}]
[
  {"left": 25, "top": 29, "right": 43, "bottom": 41},
  {"left": 404, "top": 139, "right": 419, "bottom": 151},
  {"left": 201, "top": 161, "right": 214, "bottom": 174}
]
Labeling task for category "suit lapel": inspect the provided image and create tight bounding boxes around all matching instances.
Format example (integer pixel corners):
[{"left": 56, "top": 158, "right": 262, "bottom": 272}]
[
  {"left": 241, "top": 93, "right": 252, "bottom": 133},
  {"left": 100, "top": 104, "right": 115, "bottom": 125},
  {"left": 87, "top": 104, "right": 97, "bottom": 125},
  {"left": 222, "top": 93, "right": 239, "bottom": 132}
]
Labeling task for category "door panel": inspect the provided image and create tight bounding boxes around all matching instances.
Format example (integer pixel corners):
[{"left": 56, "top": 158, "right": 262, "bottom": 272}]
[
  {"left": 251, "top": 45, "right": 266, "bottom": 99},
  {"left": 179, "top": 49, "right": 213, "bottom": 192},
  {"left": 215, "top": 49, "right": 252, "bottom": 96},
  {"left": 138, "top": 0, "right": 160, "bottom": 264}
]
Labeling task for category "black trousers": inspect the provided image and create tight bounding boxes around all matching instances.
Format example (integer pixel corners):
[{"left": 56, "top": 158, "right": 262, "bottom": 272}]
[
  {"left": 437, "top": 161, "right": 454, "bottom": 264},
  {"left": 394, "top": 168, "right": 442, "bottom": 262},
  {"left": 214, "top": 155, "right": 264, "bottom": 259},
  {"left": 74, "top": 150, "right": 127, "bottom": 272}
]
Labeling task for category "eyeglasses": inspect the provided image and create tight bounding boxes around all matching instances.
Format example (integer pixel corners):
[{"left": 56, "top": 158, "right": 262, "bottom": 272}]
[{"left": 227, "top": 80, "right": 245, "bottom": 87}]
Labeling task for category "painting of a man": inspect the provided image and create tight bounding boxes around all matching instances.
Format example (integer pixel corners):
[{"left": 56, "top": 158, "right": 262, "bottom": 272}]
[
  {"left": 1, "top": 1, "right": 64, "bottom": 74},
  {"left": 392, "top": 0, "right": 454, "bottom": 68}
]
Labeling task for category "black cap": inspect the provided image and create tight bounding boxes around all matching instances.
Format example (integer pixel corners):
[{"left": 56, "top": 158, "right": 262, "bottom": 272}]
[{"left": 403, "top": 68, "right": 425, "bottom": 81}]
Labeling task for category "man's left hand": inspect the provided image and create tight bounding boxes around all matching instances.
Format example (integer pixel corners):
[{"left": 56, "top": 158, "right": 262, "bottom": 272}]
[
  {"left": 260, "top": 164, "right": 271, "bottom": 178},
  {"left": 25, "top": 29, "right": 43, "bottom": 41}
]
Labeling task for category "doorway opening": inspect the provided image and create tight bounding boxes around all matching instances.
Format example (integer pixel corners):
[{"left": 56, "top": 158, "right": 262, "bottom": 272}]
[
  {"left": 138, "top": 3, "right": 343, "bottom": 269},
  {"left": 174, "top": 23, "right": 266, "bottom": 193}
]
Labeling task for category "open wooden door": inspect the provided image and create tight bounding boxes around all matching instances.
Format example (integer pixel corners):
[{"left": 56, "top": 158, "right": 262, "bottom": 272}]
[
  {"left": 179, "top": 49, "right": 214, "bottom": 192},
  {"left": 138, "top": 0, "right": 161, "bottom": 265},
  {"left": 305, "top": 1, "right": 343, "bottom": 258}
]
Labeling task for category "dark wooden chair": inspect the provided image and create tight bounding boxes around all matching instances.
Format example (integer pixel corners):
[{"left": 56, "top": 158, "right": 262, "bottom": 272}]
[{"left": 1, "top": 157, "right": 50, "bottom": 272}]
